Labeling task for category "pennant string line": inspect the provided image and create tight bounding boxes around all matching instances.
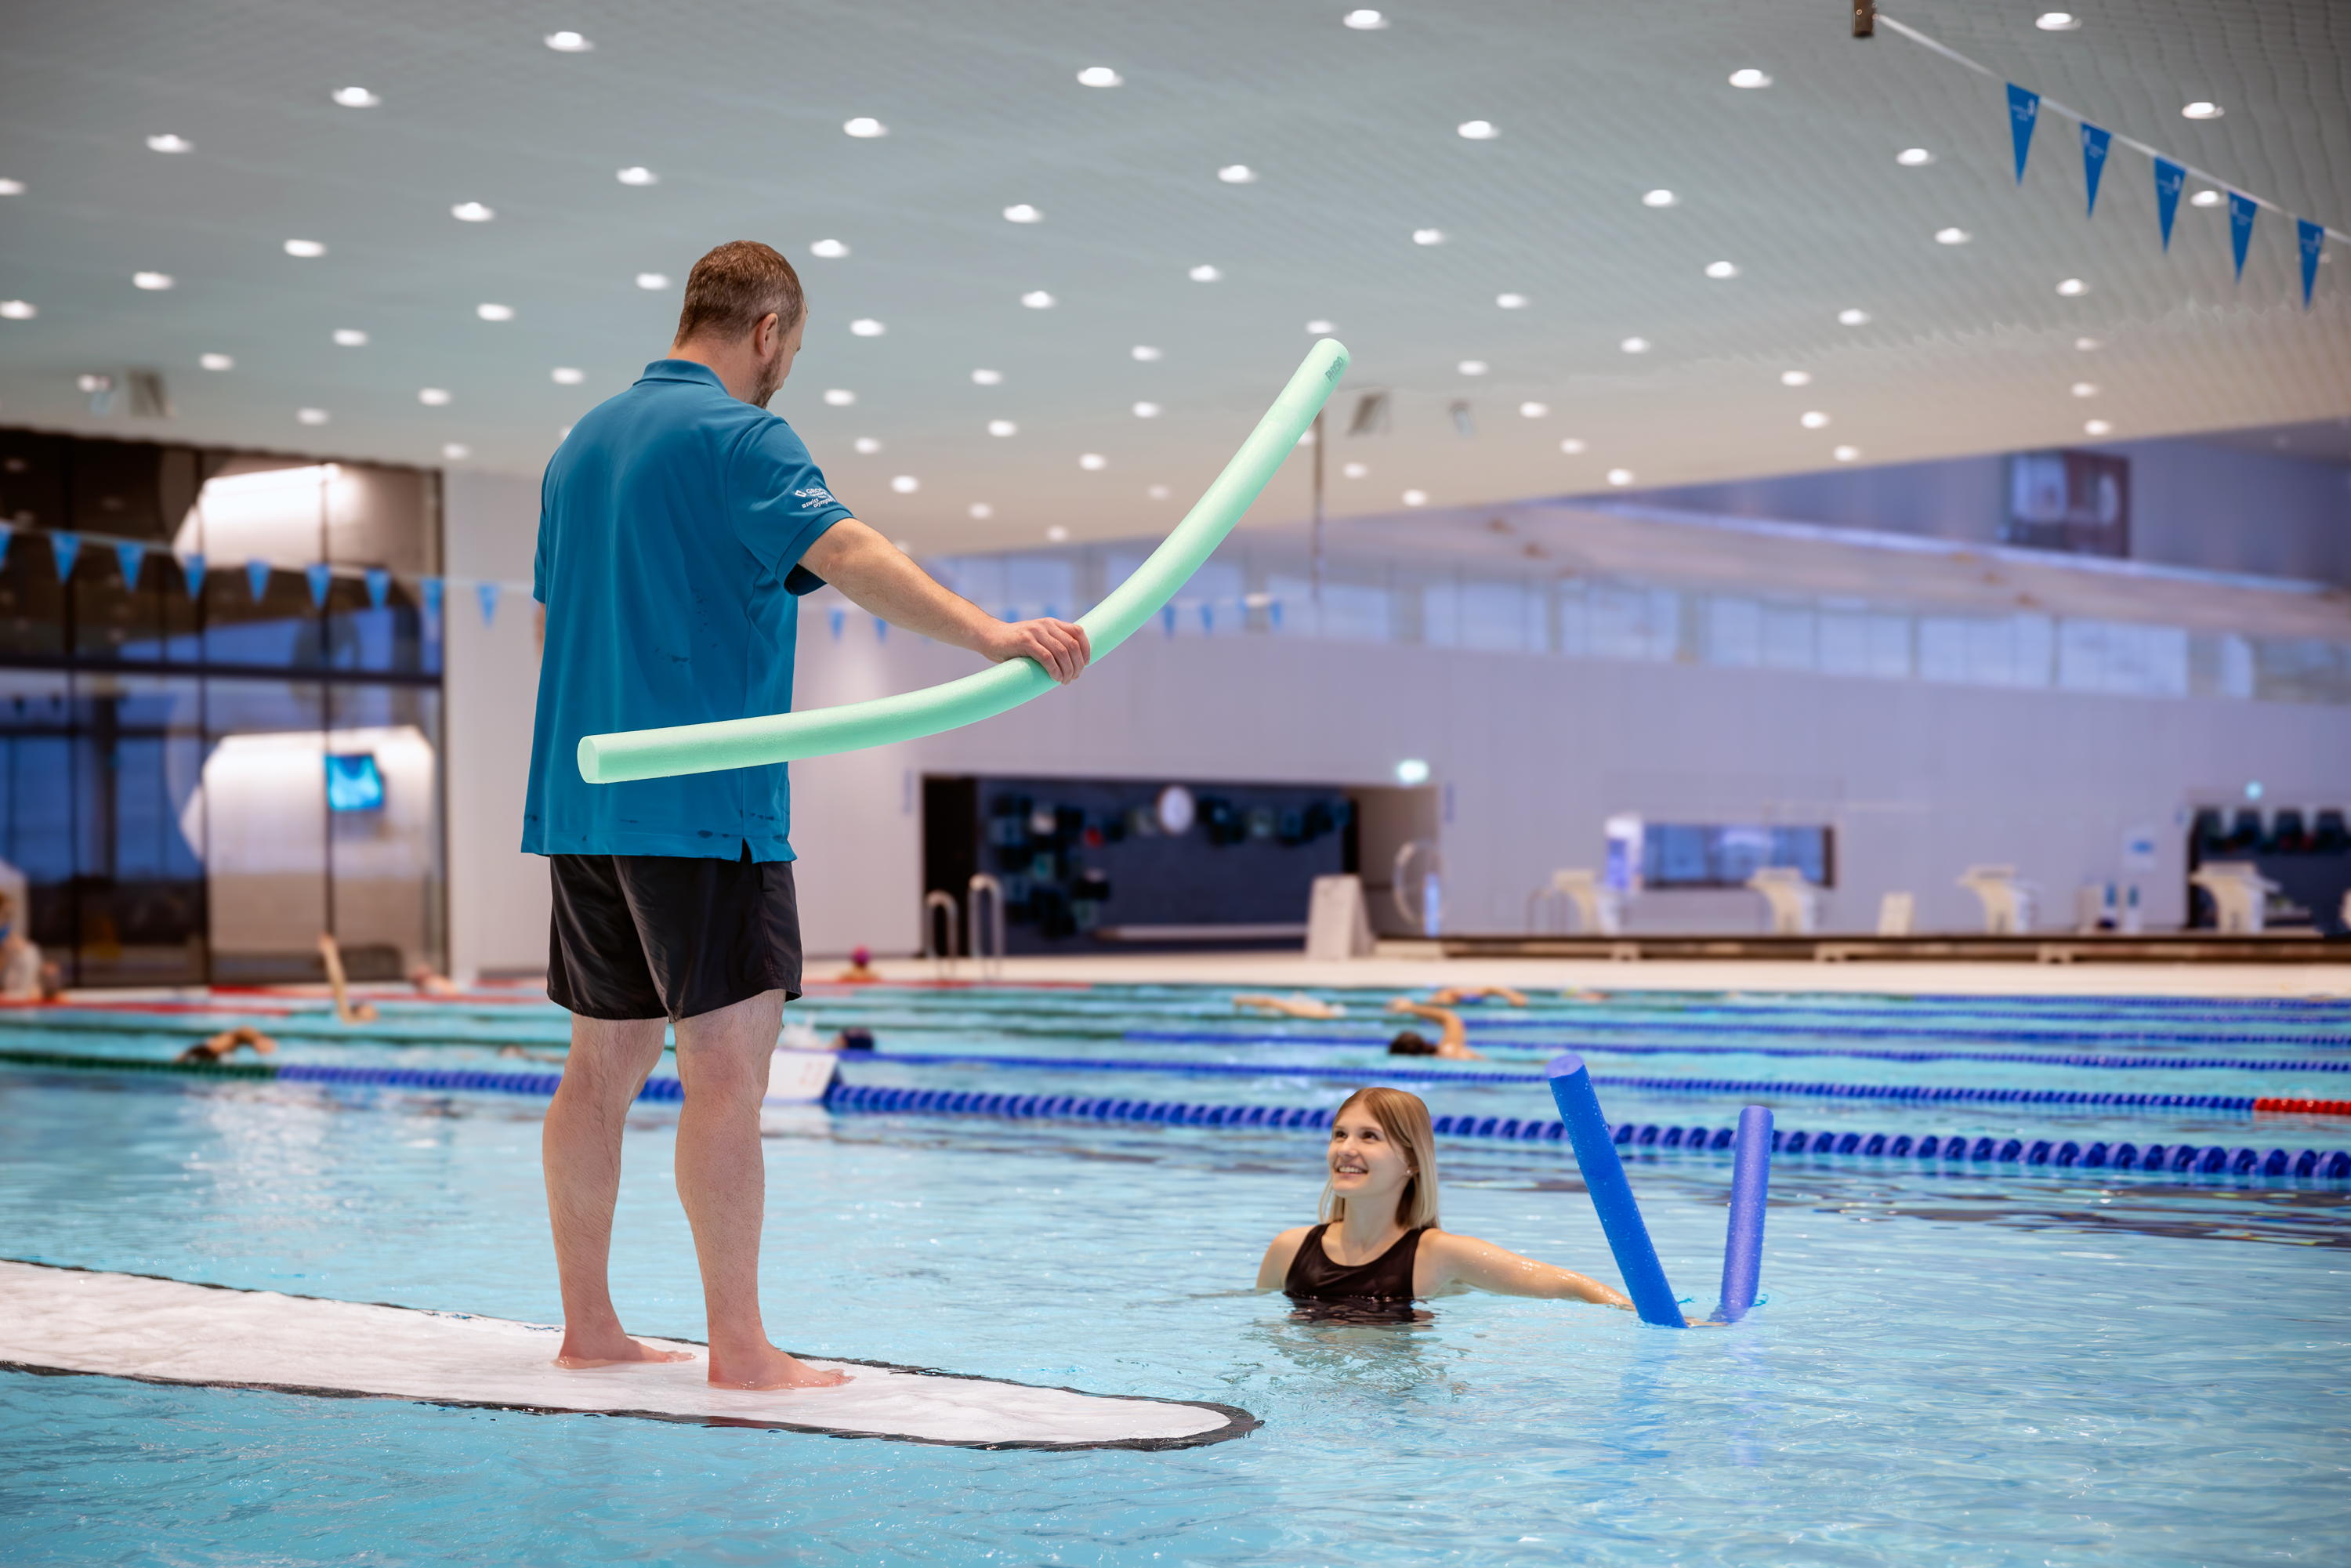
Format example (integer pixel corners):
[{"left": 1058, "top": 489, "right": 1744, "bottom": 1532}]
[{"left": 1877, "top": 12, "right": 2346, "bottom": 243}]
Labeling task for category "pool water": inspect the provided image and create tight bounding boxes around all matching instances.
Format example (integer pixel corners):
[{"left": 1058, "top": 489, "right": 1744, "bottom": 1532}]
[{"left": 2, "top": 986, "right": 2347, "bottom": 1563}]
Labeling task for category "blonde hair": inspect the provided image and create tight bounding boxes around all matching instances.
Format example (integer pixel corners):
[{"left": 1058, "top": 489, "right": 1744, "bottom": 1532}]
[{"left": 1319, "top": 1086, "right": 1440, "bottom": 1230}]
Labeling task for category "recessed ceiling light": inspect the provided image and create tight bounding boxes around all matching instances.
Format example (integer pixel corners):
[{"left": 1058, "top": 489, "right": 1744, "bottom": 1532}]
[
  {"left": 1402, "top": 490, "right": 1429, "bottom": 506},
  {"left": 442, "top": 443, "right": 471, "bottom": 461},
  {"left": 199, "top": 352, "right": 232, "bottom": 369},
  {"left": 1619, "top": 336, "right": 1650, "bottom": 353},
  {"left": 146, "top": 134, "right": 192, "bottom": 154},
  {"left": 283, "top": 238, "right": 327, "bottom": 258},
  {"left": 1342, "top": 462, "right": 1369, "bottom": 478},
  {"left": 810, "top": 238, "right": 849, "bottom": 258},
  {"left": 132, "top": 271, "right": 173, "bottom": 290},
  {"left": 1147, "top": 484, "right": 1171, "bottom": 499},
  {"left": 1305, "top": 319, "right": 1335, "bottom": 335},
  {"left": 297, "top": 407, "right": 330, "bottom": 425},
  {"left": 987, "top": 419, "right": 1017, "bottom": 436},
  {"left": 636, "top": 272, "right": 670, "bottom": 290},
  {"left": 1832, "top": 445, "right": 1860, "bottom": 462},
  {"left": 849, "top": 317, "right": 885, "bottom": 336},
  {"left": 1003, "top": 204, "right": 1041, "bottom": 223},
  {"left": 1188, "top": 263, "right": 1222, "bottom": 281},
  {"left": 451, "top": 201, "right": 494, "bottom": 222},
  {"left": 1641, "top": 189, "right": 1677, "bottom": 207},
  {"left": 552, "top": 366, "right": 585, "bottom": 385},
  {"left": 544, "top": 31, "right": 592, "bottom": 52},
  {"left": 1412, "top": 228, "right": 1446, "bottom": 245},
  {"left": 2085, "top": 418, "right": 2113, "bottom": 435},
  {"left": 1495, "top": 293, "right": 1528, "bottom": 309},
  {"left": 2182, "top": 102, "right": 2222, "bottom": 120},
  {"left": 2190, "top": 189, "right": 2224, "bottom": 208},
  {"left": 1704, "top": 260, "right": 1739, "bottom": 279},
  {"left": 1728, "top": 68, "right": 1772, "bottom": 89},
  {"left": 2056, "top": 277, "right": 2088, "bottom": 295},
  {"left": 333, "top": 328, "right": 368, "bottom": 346},
  {"left": 823, "top": 389, "right": 856, "bottom": 406},
  {"left": 1935, "top": 226, "right": 1971, "bottom": 244},
  {"left": 1132, "top": 401, "right": 1161, "bottom": 418},
  {"left": 1457, "top": 120, "right": 1499, "bottom": 140},
  {"left": 2035, "top": 12, "right": 2081, "bottom": 30},
  {"left": 972, "top": 368, "right": 1004, "bottom": 384},
  {"left": 1077, "top": 66, "right": 1122, "bottom": 87},
  {"left": 1343, "top": 9, "right": 1389, "bottom": 28},
  {"left": 476, "top": 302, "right": 513, "bottom": 320},
  {"left": 843, "top": 117, "right": 888, "bottom": 138},
  {"left": 853, "top": 436, "right": 882, "bottom": 454},
  {"left": 969, "top": 502, "right": 994, "bottom": 519},
  {"left": 1078, "top": 453, "right": 1108, "bottom": 471},
  {"left": 1800, "top": 411, "right": 1830, "bottom": 429},
  {"left": 1559, "top": 438, "right": 1586, "bottom": 454},
  {"left": 2074, "top": 336, "right": 2101, "bottom": 351},
  {"left": 1780, "top": 370, "right": 1812, "bottom": 386},
  {"left": 1896, "top": 147, "right": 1934, "bottom": 166},
  {"left": 1131, "top": 345, "right": 1162, "bottom": 361},
  {"left": 1216, "top": 165, "right": 1256, "bottom": 183},
  {"left": 616, "top": 166, "right": 657, "bottom": 186},
  {"left": 1518, "top": 401, "right": 1548, "bottom": 418},
  {"left": 331, "top": 87, "right": 379, "bottom": 107},
  {"left": 1021, "top": 290, "right": 1056, "bottom": 309},
  {"left": 418, "top": 388, "right": 451, "bottom": 406},
  {"left": 1838, "top": 307, "right": 1871, "bottom": 325},
  {"left": 1455, "top": 360, "right": 1488, "bottom": 376},
  {"left": 891, "top": 475, "right": 919, "bottom": 493},
  {"left": 1045, "top": 525, "right": 1071, "bottom": 542},
  {"left": 1606, "top": 468, "right": 1635, "bottom": 485},
  {"left": 2071, "top": 382, "right": 2099, "bottom": 397},
  {"left": 0, "top": 179, "right": 21, "bottom": 194}
]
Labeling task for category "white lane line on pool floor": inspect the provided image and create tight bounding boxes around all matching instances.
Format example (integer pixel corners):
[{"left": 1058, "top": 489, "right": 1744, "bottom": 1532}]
[{"left": 0, "top": 1260, "right": 1255, "bottom": 1450}]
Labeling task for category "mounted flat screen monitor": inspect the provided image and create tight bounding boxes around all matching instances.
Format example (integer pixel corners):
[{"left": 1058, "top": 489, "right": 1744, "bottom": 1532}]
[
  {"left": 324, "top": 752, "right": 385, "bottom": 812},
  {"left": 1643, "top": 824, "right": 1833, "bottom": 889}
]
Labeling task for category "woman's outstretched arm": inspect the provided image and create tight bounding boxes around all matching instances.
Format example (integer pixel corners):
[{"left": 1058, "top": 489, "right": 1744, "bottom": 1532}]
[
  {"left": 1255, "top": 1226, "right": 1314, "bottom": 1290},
  {"left": 1419, "top": 1232, "right": 1633, "bottom": 1309}
]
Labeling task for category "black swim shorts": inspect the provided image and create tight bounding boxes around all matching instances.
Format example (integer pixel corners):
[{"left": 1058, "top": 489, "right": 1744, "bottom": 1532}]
[{"left": 546, "top": 849, "right": 803, "bottom": 1021}]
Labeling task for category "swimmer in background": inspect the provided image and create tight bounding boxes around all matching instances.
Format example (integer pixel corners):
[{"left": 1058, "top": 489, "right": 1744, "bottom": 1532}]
[
  {"left": 1255, "top": 1086, "right": 1635, "bottom": 1322},
  {"left": 1384, "top": 999, "right": 1484, "bottom": 1060},
  {"left": 834, "top": 946, "right": 881, "bottom": 983},
  {"left": 177, "top": 1026, "right": 277, "bottom": 1064},
  {"left": 1428, "top": 984, "right": 1526, "bottom": 1007},
  {"left": 317, "top": 934, "right": 379, "bottom": 1023},
  {"left": 1233, "top": 992, "right": 1346, "bottom": 1020},
  {"left": 409, "top": 964, "right": 465, "bottom": 998}
]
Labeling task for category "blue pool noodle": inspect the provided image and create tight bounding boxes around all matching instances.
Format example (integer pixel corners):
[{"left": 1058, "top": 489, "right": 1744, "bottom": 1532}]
[
  {"left": 1545, "top": 1052, "right": 1684, "bottom": 1327},
  {"left": 1714, "top": 1106, "right": 1773, "bottom": 1324}
]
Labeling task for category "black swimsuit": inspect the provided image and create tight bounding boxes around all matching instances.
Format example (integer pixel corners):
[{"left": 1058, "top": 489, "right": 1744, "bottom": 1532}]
[{"left": 1283, "top": 1223, "right": 1429, "bottom": 1323}]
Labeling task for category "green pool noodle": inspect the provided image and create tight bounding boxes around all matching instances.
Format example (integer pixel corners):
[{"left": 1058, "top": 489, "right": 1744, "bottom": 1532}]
[{"left": 578, "top": 338, "right": 1349, "bottom": 783}]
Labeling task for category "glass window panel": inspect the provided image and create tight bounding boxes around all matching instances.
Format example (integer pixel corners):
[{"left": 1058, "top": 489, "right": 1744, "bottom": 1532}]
[
  {"left": 0, "top": 529, "right": 67, "bottom": 658},
  {"left": 1704, "top": 596, "right": 1762, "bottom": 667},
  {"left": 199, "top": 679, "right": 329, "bottom": 983},
  {"left": 64, "top": 672, "right": 207, "bottom": 986},
  {"left": 328, "top": 682, "right": 443, "bottom": 980},
  {"left": 201, "top": 560, "right": 324, "bottom": 670},
  {"left": 0, "top": 670, "right": 75, "bottom": 960}
]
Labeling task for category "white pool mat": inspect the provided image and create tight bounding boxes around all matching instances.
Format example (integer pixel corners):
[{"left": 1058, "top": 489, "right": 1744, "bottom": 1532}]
[{"left": 0, "top": 1260, "right": 1256, "bottom": 1450}]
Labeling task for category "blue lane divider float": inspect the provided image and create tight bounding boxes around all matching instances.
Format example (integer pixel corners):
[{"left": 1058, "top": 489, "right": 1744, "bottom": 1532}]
[
  {"left": 1545, "top": 1052, "right": 1684, "bottom": 1328},
  {"left": 1713, "top": 1106, "right": 1773, "bottom": 1325}
]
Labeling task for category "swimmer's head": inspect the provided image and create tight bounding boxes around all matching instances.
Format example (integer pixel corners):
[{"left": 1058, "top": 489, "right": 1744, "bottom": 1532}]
[
  {"left": 1321, "top": 1086, "right": 1439, "bottom": 1230},
  {"left": 833, "top": 1027, "right": 875, "bottom": 1051},
  {"left": 1387, "top": 1031, "right": 1437, "bottom": 1056},
  {"left": 851, "top": 946, "right": 871, "bottom": 966}
]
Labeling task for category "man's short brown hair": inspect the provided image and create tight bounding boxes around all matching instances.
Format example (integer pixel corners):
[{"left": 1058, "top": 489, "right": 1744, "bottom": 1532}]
[{"left": 673, "top": 241, "right": 805, "bottom": 345}]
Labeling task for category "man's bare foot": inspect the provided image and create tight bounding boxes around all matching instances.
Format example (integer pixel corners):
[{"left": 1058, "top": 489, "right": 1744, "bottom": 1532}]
[
  {"left": 553, "top": 1331, "right": 698, "bottom": 1369},
  {"left": 707, "top": 1343, "right": 852, "bottom": 1390}
]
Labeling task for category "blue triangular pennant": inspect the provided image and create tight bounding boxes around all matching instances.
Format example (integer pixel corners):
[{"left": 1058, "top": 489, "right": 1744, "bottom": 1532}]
[
  {"left": 246, "top": 559, "right": 272, "bottom": 601},
  {"left": 476, "top": 581, "right": 499, "bottom": 625},
  {"left": 2154, "top": 158, "right": 2185, "bottom": 251},
  {"left": 364, "top": 567, "right": 390, "bottom": 610},
  {"left": 2228, "top": 193, "right": 2255, "bottom": 281},
  {"left": 2080, "top": 124, "right": 2110, "bottom": 216},
  {"left": 1270, "top": 599, "right": 1283, "bottom": 632},
  {"left": 828, "top": 606, "right": 844, "bottom": 641},
  {"left": 872, "top": 616, "right": 886, "bottom": 643},
  {"left": 2299, "top": 219, "right": 2325, "bottom": 309},
  {"left": 181, "top": 552, "right": 205, "bottom": 599},
  {"left": 305, "top": 563, "right": 332, "bottom": 608},
  {"left": 1199, "top": 603, "right": 1213, "bottom": 633},
  {"left": 1161, "top": 604, "right": 1176, "bottom": 636},
  {"left": 0, "top": 523, "right": 14, "bottom": 573},
  {"left": 2005, "top": 84, "right": 2039, "bottom": 183},
  {"left": 52, "top": 532, "right": 82, "bottom": 582},
  {"left": 114, "top": 541, "right": 144, "bottom": 588},
  {"left": 422, "top": 577, "right": 444, "bottom": 624}
]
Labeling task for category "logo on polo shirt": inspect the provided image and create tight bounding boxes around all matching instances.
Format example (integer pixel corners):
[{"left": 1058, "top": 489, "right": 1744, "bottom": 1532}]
[{"left": 795, "top": 485, "right": 838, "bottom": 510}]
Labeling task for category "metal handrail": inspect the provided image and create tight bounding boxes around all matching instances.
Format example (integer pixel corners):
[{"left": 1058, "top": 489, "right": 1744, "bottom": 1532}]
[
  {"left": 967, "top": 873, "right": 1006, "bottom": 980},
  {"left": 922, "top": 890, "right": 960, "bottom": 979}
]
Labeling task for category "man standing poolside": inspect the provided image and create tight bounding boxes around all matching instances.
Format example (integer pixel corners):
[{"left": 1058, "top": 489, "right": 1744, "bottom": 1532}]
[{"left": 523, "top": 241, "right": 1089, "bottom": 1389}]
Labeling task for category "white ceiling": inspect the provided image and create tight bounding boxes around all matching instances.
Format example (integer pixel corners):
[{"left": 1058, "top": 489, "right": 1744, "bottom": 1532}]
[{"left": 1, "top": 0, "right": 2346, "bottom": 554}]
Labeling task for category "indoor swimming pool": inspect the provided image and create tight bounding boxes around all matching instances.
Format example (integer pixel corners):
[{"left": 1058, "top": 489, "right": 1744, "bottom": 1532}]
[{"left": 2, "top": 983, "right": 2346, "bottom": 1563}]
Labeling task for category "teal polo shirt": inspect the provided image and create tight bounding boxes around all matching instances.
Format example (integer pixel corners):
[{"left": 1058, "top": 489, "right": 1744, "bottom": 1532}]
[{"left": 522, "top": 359, "right": 853, "bottom": 861}]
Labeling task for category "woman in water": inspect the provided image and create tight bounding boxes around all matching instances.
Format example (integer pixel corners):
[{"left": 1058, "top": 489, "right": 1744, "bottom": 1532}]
[{"left": 1255, "top": 1085, "right": 1635, "bottom": 1320}]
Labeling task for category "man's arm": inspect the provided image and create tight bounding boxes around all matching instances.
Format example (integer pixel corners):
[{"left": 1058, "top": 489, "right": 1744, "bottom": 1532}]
[{"left": 800, "top": 519, "right": 1091, "bottom": 683}]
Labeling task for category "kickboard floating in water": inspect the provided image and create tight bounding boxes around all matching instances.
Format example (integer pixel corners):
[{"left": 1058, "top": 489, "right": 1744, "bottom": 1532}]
[{"left": 0, "top": 1260, "right": 1258, "bottom": 1450}]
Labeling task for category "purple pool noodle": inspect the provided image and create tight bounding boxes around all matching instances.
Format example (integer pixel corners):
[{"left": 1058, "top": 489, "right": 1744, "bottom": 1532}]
[
  {"left": 1713, "top": 1106, "right": 1773, "bottom": 1323},
  {"left": 1545, "top": 1053, "right": 1684, "bottom": 1328}
]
